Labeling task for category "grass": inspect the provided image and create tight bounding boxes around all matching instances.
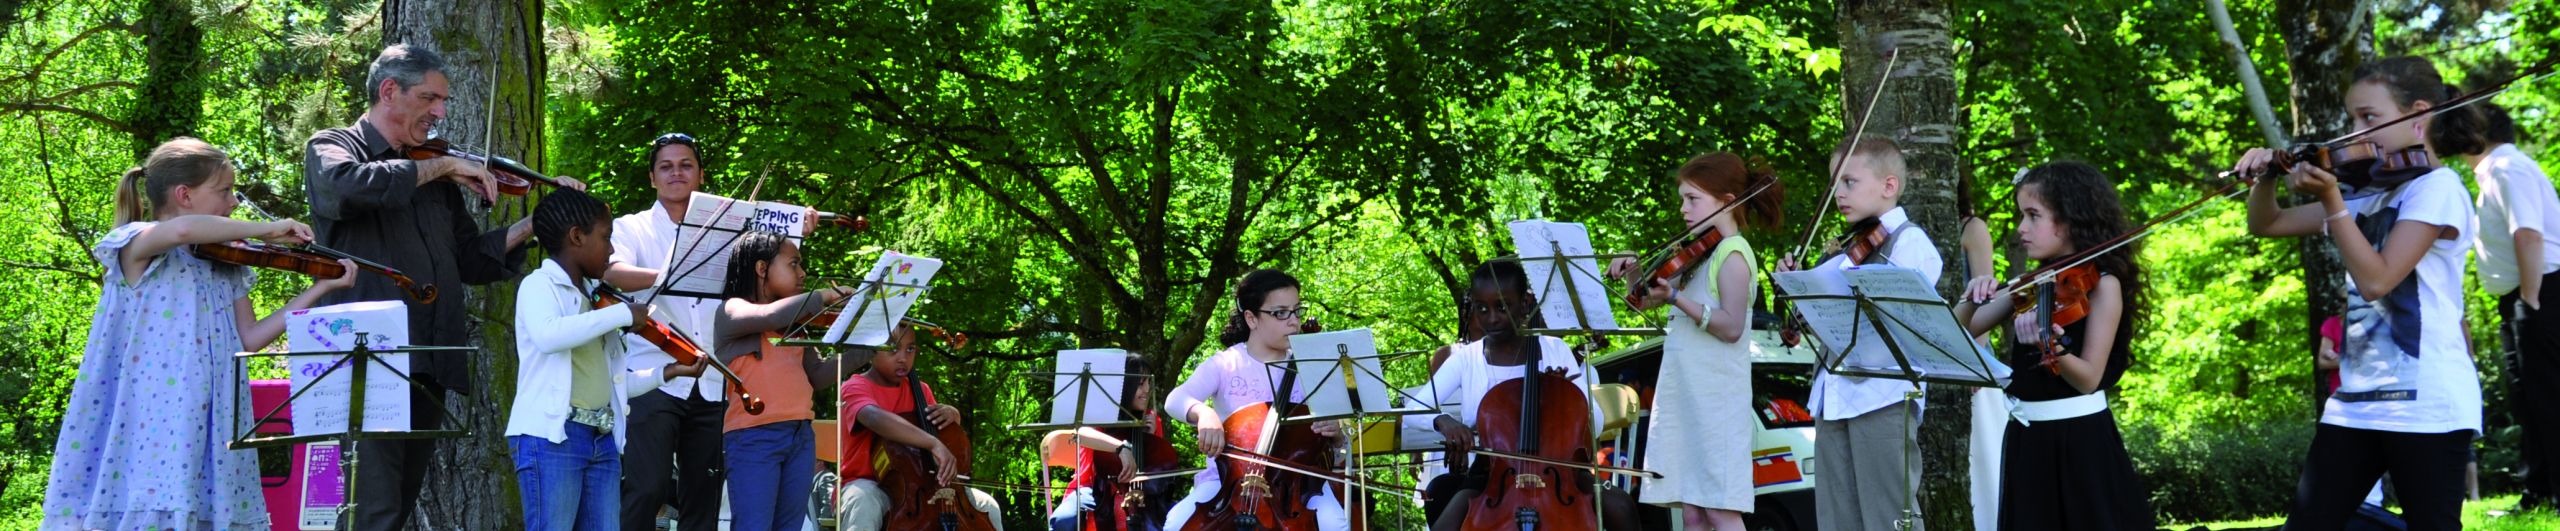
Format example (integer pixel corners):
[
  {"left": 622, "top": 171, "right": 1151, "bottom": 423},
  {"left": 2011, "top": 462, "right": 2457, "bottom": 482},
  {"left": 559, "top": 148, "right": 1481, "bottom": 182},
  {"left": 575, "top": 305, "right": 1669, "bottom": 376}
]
[{"left": 2179, "top": 494, "right": 2560, "bottom": 531}]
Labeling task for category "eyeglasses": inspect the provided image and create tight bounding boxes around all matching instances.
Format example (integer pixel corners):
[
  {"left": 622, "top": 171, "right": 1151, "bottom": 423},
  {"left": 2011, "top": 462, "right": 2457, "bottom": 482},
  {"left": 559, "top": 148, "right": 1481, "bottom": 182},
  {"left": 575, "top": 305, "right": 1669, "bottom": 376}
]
[
  {"left": 651, "top": 132, "right": 697, "bottom": 147},
  {"left": 1249, "top": 306, "right": 1308, "bottom": 321}
]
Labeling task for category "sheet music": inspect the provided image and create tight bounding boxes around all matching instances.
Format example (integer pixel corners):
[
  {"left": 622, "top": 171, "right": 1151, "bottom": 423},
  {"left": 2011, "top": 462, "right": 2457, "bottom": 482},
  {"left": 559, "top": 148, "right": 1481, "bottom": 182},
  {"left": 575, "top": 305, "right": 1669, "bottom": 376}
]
[
  {"left": 285, "top": 301, "right": 413, "bottom": 435},
  {"left": 658, "top": 192, "right": 810, "bottom": 299},
  {"left": 821, "top": 251, "right": 942, "bottom": 346},
  {"left": 1843, "top": 267, "right": 2010, "bottom": 383},
  {"left": 1505, "top": 220, "right": 1620, "bottom": 331},
  {"left": 1046, "top": 349, "right": 1129, "bottom": 426},
  {"left": 1283, "top": 329, "right": 1403, "bottom": 420},
  {"left": 1771, "top": 267, "right": 1886, "bottom": 367}
]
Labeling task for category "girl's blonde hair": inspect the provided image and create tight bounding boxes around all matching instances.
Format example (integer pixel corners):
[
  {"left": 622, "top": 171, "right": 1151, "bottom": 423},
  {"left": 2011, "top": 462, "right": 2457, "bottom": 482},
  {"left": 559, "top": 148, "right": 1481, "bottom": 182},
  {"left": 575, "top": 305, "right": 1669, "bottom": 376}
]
[{"left": 113, "top": 137, "right": 233, "bottom": 225}]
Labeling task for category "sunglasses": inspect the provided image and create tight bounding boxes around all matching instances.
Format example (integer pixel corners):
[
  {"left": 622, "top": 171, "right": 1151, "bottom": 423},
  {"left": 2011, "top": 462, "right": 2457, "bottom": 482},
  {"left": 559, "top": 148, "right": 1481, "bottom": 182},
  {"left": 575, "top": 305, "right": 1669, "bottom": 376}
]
[{"left": 652, "top": 132, "right": 697, "bottom": 147}]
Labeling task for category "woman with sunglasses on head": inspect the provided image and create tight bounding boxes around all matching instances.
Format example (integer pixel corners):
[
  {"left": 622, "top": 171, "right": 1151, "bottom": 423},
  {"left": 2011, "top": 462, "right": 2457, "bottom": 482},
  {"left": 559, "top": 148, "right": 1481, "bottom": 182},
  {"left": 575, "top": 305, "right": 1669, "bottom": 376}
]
[{"left": 599, "top": 133, "right": 742, "bottom": 531}]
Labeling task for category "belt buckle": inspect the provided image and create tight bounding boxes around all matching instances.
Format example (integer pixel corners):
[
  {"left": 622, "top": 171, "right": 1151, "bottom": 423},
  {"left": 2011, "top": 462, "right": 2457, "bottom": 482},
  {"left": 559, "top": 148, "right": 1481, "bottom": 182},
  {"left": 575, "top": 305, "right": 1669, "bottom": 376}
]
[{"left": 571, "top": 407, "right": 614, "bottom": 435}]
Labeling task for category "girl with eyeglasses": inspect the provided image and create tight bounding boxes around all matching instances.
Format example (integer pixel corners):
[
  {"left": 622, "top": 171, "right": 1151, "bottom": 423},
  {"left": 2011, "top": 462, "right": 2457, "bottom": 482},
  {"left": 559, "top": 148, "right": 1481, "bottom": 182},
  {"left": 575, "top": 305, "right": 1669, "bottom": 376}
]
[{"left": 1160, "top": 268, "right": 1353, "bottom": 530}]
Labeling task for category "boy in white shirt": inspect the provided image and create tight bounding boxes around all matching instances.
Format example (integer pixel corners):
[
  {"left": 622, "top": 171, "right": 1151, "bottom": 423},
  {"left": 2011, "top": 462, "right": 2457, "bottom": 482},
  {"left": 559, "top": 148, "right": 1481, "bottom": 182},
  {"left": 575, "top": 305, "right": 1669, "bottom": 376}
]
[{"left": 1779, "top": 136, "right": 1944, "bottom": 531}]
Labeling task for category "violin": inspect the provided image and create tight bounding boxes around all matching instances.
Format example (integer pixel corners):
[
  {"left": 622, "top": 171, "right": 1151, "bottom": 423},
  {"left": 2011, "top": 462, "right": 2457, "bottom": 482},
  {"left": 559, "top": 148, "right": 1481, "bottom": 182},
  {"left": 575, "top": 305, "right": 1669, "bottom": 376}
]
[
  {"left": 1775, "top": 218, "right": 1890, "bottom": 347},
  {"left": 1622, "top": 173, "right": 1776, "bottom": 307},
  {"left": 1461, "top": 367, "right": 1599, "bottom": 531},
  {"left": 190, "top": 241, "right": 438, "bottom": 303},
  {"left": 589, "top": 284, "right": 766, "bottom": 415},
  {"left": 2228, "top": 141, "right": 2435, "bottom": 191},
  {"left": 2005, "top": 264, "right": 2099, "bottom": 374},
  {"left": 1838, "top": 217, "right": 1892, "bottom": 265},
  {"left": 404, "top": 138, "right": 566, "bottom": 197},
  {"left": 1623, "top": 226, "right": 1724, "bottom": 307},
  {"left": 875, "top": 369, "right": 1000, "bottom": 531}
]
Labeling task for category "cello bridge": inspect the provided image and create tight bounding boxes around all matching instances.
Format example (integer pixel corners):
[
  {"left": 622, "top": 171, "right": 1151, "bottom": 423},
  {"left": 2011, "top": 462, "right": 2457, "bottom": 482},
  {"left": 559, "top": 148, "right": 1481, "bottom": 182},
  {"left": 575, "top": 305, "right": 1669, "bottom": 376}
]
[
  {"left": 928, "top": 487, "right": 957, "bottom": 505},
  {"left": 1512, "top": 473, "right": 1546, "bottom": 489},
  {"left": 1239, "top": 474, "right": 1272, "bottom": 498}
]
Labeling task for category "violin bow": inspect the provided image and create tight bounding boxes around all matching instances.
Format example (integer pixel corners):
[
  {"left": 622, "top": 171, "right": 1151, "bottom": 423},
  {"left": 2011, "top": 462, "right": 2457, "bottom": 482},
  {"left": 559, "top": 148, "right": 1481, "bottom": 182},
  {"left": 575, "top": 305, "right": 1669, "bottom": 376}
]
[
  {"left": 1787, "top": 46, "right": 1901, "bottom": 267},
  {"left": 1206, "top": 445, "right": 1422, "bottom": 496}
]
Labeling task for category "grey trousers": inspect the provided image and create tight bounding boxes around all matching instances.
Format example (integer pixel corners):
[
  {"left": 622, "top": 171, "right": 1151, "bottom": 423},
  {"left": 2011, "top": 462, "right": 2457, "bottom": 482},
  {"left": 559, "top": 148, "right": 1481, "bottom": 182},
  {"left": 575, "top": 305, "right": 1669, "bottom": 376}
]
[{"left": 1815, "top": 400, "right": 1923, "bottom": 531}]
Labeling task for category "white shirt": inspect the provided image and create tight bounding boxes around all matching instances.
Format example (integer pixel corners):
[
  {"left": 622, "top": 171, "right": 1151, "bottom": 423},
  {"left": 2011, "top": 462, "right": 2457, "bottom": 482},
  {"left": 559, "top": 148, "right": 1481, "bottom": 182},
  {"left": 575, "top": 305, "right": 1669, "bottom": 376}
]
[
  {"left": 610, "top": 202, "right": 726, "bottom": 401},
  {"left": 1401, "top": 336, "right": 1595, "bottom": 429},
  {"left": 505, "top": 260, "right": 670, "bottom": 448},
  {"left": 1808, "top": 206, "right": 1944, "bottom": 421},
  {"left": 2470, "top": 144, "right": 2560, "bottom": 296},
  {"left": 2325, "top": 168, "right": 2481, "bottom": 435},
  {"left": 1164, "top": 343, "right": 1322, "bottom": 485}
]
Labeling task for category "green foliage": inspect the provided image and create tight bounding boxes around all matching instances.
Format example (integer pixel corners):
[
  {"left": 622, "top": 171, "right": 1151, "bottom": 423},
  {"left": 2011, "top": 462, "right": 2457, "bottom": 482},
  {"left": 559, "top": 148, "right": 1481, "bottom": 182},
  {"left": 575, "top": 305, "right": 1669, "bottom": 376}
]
[
  {"left": 2126, "top": 417, "right": 2313, "bottom": 523},
  {"left": 5, "top": 0, "right": 2560, "bottom": 526}
]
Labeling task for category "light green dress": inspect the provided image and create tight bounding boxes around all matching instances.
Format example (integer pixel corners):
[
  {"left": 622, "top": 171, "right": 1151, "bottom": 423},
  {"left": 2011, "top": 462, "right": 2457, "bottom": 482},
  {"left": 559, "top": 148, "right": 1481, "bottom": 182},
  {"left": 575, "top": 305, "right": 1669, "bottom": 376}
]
[{"left": 1638, "top": 236, "right": 1757, "bottom": 512}]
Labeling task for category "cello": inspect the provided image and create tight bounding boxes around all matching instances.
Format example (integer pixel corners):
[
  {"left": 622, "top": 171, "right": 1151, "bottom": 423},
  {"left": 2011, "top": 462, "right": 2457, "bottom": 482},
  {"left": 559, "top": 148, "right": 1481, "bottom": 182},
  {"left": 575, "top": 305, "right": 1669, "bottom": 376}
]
[
  {"left": 1182, "top": 319, "right": 1334, "bottom": 531},
  {"left": 1459, "top": 368, "right": 1600, "bottom": 531},
  {"left": 874, "top": 367, "right": 999, "bottom": 531},
  {"left": 1083, "top": 413, "right": 1184, "bottom": 531}
]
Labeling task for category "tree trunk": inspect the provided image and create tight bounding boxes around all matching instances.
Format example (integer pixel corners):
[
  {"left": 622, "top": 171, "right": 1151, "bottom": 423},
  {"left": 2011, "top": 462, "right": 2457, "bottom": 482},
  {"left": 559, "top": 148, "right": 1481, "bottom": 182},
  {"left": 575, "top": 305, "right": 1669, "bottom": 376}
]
[
  {"left": 1838, "top": 0, "right": 1970, "bottom": 529},
  {"left": 2274, "top": 0, "right": 2371, "bottom": 414},
  {"left": 381, "top": 0, "right": 545, "bottom": 528},
  {"left": 130, "top": 0, "right": 201, "bottom": 157}
]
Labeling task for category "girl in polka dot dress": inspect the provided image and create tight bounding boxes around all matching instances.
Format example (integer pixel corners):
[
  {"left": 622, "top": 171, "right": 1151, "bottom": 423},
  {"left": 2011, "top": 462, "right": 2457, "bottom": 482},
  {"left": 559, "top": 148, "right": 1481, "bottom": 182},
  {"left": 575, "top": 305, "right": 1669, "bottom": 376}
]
[{"left": 43, "top": 138, "right": 357, "bottom": 531}]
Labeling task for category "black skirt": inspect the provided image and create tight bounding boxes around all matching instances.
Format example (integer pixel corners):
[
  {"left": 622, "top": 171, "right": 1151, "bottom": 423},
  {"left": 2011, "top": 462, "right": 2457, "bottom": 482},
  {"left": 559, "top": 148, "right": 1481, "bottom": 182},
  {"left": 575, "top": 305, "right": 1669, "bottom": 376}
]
[{"left": 1998, "top": 408, "right": 2157, "bottom": 531}]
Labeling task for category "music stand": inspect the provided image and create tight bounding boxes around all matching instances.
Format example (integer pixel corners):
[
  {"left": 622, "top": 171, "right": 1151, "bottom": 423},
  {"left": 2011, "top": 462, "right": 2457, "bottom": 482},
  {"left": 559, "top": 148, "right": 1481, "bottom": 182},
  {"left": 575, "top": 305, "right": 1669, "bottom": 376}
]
[
  {"left": 1498, "top": 219, "right": 1675, "bottom": 529},
  {"left": 229, "top": 333, "right": 476, "bottom": 530},
  {"left": 1009, "top": 349, "right": 1155, "bottom": 522},
  {"left": 1772, "top": 265, "right": 2007, "bottom": 530},
  {"left": 777, "top": 251, "right": 939, "bottom": 350},
  {"left": 1501, "top": 220, "right": 1657, "bottom": 338}
]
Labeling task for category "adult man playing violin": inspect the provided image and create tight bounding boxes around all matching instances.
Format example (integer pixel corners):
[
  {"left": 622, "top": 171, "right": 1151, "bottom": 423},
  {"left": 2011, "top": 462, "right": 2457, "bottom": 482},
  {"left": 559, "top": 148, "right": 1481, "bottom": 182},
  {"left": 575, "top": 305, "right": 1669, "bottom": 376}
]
[{"left": 301, "top": 43, "right": 588, "bottom": 530}]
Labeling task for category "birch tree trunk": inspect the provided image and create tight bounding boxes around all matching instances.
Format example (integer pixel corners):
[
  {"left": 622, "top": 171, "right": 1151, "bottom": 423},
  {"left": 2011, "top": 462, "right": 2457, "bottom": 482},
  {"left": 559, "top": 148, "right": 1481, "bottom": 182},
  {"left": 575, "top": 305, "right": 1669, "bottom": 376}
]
[
  {"left": 1838, "top": 0, "right": 1971, "bottom": 529},
  {"left": 2275, "top": 0, "right": 2371, "bottom": 413},
  {"left": 380, "top": 0, "right": 545, "bottom": 527}
]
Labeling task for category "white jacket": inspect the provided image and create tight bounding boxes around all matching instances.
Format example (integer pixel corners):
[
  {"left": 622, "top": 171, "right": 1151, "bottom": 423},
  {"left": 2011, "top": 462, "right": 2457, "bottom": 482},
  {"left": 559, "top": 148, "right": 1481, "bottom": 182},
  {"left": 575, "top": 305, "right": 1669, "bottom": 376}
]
[{"left": 505, "top": 259, "right": 670, "bottom": 448}]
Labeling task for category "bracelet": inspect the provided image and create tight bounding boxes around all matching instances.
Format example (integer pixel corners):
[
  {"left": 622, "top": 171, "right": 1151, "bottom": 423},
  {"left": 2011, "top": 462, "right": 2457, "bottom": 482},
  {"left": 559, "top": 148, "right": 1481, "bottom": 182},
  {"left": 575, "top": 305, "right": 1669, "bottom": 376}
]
[{"left": 2320, "top": 209, "right": 2351, "bottom": 236}]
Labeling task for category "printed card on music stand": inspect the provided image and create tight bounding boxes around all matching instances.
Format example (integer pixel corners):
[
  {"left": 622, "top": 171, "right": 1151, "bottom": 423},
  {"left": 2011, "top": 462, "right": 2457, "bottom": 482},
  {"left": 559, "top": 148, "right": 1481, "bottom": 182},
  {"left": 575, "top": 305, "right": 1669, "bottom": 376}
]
[
  {"left": 821, "top": 251, "right": 942, "bottom": 347},
  {"left": 658, "top": 192, "right": 812, "bottom": 299},
  {"left": 284, "top": 301, "right": 412, "bottom": 435},
  {"left": 1045, "top": 349, "right": 1131, "bottom": 426},
  {"left": 1506, "top": 219, "right": 1621, "bottom": 331},
  {"left": 1281, "top": 328, "right": 1425, "bottom": 423}
]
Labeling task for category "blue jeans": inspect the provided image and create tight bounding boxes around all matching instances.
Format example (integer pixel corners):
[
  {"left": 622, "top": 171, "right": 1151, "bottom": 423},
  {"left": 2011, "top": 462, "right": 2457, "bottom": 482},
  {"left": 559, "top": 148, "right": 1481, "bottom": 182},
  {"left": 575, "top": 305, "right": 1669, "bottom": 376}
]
[
  {"left": 725, "top": 421, "right": 815, "bottom": 531},
  {"left": 511, "top": 421, "right": 622, "bottom": 531},
  {"left": 1046, "top": 487, "right": 1093, "bottom": 531}
]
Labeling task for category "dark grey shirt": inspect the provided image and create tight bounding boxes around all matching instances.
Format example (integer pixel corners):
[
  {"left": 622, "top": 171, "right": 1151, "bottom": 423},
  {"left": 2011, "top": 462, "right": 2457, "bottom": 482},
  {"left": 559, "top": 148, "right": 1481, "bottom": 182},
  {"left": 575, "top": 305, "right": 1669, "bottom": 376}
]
[{"left": 303, "top": 120, "right": 528, "bottom": 394}]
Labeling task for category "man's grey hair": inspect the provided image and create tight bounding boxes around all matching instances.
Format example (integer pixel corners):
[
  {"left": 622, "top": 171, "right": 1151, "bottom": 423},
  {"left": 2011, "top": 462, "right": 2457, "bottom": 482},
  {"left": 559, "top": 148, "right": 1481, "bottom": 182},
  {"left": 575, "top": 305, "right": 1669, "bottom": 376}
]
[{"left": 365, "top": 44, "right": 446, "bottom": 104}]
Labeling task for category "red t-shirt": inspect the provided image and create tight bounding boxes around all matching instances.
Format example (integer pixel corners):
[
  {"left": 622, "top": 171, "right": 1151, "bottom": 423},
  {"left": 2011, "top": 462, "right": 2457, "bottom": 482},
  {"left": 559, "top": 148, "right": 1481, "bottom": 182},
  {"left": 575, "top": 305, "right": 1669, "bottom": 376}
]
[
  {"left": 839, "top": 374, "right": 936, "bottom": 482},
  {"left": 1067, "top": 416, "right": 1174, "bottom": 490}
]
